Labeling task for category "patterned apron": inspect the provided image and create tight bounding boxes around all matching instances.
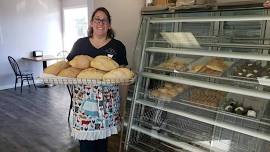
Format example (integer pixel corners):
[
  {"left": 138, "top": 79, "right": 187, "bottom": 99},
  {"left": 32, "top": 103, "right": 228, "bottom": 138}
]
[{"left": 70, "top": 84, "right": 121, "bottom": 140}]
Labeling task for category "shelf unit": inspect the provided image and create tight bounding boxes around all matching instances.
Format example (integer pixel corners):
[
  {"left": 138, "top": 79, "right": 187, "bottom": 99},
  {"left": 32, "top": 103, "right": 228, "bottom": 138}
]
[{"left": 125, "top": 7, "right": 270, "bottom": 152}]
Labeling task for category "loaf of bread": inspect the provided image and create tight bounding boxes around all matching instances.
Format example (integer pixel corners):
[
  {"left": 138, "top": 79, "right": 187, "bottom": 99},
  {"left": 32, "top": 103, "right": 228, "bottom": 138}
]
[
  {"left": 69, "top": 55, "right": 93, "bottom": 69},
  {"left": 44, "top": 61, "right": 70, "bottom": 75},
  {"left": 103, "top": 68, "right": 134, "bottom": 80},
  {"left": 91, "top": 56, "right": 119, "bottom": 71},
  {"left": 77, "top": 68, "right": 106, "bottom": 80},
  {"left": 58, "top": 67, "right": 82, "bottom": 78}
]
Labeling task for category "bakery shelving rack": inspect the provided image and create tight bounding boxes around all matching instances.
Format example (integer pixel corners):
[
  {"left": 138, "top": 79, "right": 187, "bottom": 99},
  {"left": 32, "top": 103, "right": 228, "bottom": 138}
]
[{"left": 124, "top": 6, "right": 270, "bottom": 152}]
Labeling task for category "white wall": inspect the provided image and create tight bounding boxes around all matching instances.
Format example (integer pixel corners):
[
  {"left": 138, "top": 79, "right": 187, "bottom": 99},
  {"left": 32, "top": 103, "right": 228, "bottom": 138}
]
[
  {"left": 88, "top": 0, "right": 145, "bottom": 69},
  {"left": 0, "top": 0, "right": 62, "bottom": 90}
]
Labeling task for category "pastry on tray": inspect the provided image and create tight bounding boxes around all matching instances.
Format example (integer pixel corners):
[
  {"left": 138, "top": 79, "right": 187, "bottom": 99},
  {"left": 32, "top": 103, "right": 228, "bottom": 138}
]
[
  {"left": 191, "top": 58, "right": 228, "bottom": 76},
  {"left": 233, "top": 61, "right": 270, "bottom": 79},
  {"left": 44, "top": 61, "right": 70, "bottom": 75},
  {"left": 206, "top": 58, "right": 227, "bottom": 72},
  {"left": 69, "top": 55, "right": 93, "bottom": 69},
  {"left": 77, "top": 68, "right": 106, "bottom": 80},
  {"left": 57, "top": 67, "right": 82, "bottom": 78},
  {"left": 189, "top": 88, "right": 225, "bottom": 107},
  {"left": 91, "top": 55, "right": 119, "bottom": 71},
  {"left": 149, "top": 82, "right": 186, "bottom": 101},
  {"left": 103, "top": 68, "right": 134, "bottom": 80},
  {"left": 223, "top": 99, "right": 257, "bottom": 118},
  {"left": 157, "top": 57, "right": 185, "bottom": 71}
]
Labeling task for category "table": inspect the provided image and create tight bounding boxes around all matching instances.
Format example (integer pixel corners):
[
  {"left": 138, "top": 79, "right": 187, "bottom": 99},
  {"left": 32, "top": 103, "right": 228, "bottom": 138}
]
[
  {"left": 22, "top": 55, "right": 63, "bottom": 87},
  {"left": 22, "top": 55, "right": 63, "bottom": 69}
]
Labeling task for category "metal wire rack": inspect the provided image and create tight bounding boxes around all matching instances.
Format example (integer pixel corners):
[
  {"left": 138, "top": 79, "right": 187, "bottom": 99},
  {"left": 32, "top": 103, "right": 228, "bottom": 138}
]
[
  {"left": 37, "top": 74, "right": 136, "bottom": 85},
  {"left": 127, "top": 131, "right": 189, "bottom": 152}
]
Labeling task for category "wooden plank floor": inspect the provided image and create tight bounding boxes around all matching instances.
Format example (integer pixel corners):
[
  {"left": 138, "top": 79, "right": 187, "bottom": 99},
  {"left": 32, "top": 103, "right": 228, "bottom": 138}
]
[{"left": 0, "top": 85, "right": 122, "bottom": 152}]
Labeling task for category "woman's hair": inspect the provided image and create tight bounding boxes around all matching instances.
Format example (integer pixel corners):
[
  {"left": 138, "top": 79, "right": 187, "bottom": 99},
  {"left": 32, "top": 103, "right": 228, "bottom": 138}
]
[{"left": 88, "top": 7, "right": 115, "bottom": 38}]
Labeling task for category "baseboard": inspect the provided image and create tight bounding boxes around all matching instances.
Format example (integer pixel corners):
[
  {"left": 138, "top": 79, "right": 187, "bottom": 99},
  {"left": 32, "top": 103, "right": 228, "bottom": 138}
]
[
  {"left": 0, "top": 84, "right": 14, "bottom": 90},
  {"left": 0, "top": 81, "right": 42, "bottom": 91}
]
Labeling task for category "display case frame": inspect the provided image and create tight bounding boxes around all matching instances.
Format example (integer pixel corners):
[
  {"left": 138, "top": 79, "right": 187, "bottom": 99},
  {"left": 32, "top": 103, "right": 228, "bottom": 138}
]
[{"left": 125, "top": 6, "right": 270, "bottom": 152}]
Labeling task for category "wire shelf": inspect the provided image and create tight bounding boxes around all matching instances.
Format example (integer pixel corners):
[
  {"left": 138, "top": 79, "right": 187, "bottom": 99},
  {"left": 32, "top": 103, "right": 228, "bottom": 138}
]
[
  {"left": 37, "top": 74, "right": 136, "bottom": 85},
  {"left": 128, "top": 130, "right": 190, "bottom": 152}
]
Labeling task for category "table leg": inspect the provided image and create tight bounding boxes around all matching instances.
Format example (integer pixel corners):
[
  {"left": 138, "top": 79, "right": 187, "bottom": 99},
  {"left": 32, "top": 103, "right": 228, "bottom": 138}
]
[{"left": 37, "top": 60, "right": 54, "bottom": 88}]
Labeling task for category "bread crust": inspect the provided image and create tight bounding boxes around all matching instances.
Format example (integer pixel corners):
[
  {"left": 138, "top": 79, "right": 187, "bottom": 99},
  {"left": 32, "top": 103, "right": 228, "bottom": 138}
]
[
  {"left": 77, "top": 68, "right": 106, "bottom": 80},
  {"left": 69, "top": 55, "right": 93, "bottom": 69},
  {"left": 103, "top": 68, "right": 134, "bottom": 80},
  {"left": 58, "top": 67, "right": 82, "bottom": 78},
  {"left": 44, "top": 61, "right": 70, "bottom": 75},
  {"left": 91, "top": 56, "right": 119, "bottom": 71}
]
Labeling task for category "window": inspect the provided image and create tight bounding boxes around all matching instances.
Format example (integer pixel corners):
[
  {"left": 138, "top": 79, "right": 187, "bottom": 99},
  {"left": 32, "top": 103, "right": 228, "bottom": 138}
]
[{"left": 63, "top": 7, "right": 88, "bottom": 52}]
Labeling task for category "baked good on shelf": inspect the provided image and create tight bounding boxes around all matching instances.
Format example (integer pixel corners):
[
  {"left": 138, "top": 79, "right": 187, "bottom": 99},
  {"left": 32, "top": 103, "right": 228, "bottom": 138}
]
[
  {"left": 224, "top": 105, "right": 233, "bottom": 112},
  {"left": 191, "top": 65, "right": 205, "bottom": 73},
  {"left": 167, "top": 89, "right": 178, "bottom": 97},
  {"left": 44, "top": 61, "right": 70, "bottom": 75},
  {"left": 159, "top": 92, "right": 173, "bottom": 101},
  {"left": 247, "top": 110, "right": 257, "bottom": 117},
  {"left": 103, "top": 68, "right": 134, "bottom": 80},
  {"left": 157, "top": 57, "right": 185, "bottom": 70},
  {"left": 158, "top": 88, "right": 169, "bottom": 94},
  {"left": 164, "top": 82, "right": 174, "bottom": 89},
  {"left": 91, "top": 55, "right": 119, "bottom": 71},
  {"left": 235, "top": 106, "right": 245, "bottom": 115},
  {"left": 150, "top": 90, "right": 160, "bottom": 97},
  {"left": 69, "top": 55, "right": 93, "bottom": 69},
  {"left": 206, "top": 58, "right": 227, "bottom": 72},
  {"left": 233, "top": 61, "right": 270, "bottom": 79},
  {"left": 58, "top": 67, "right": 82, "bottom": 78},
  {"left": 77, "top": 68, "right": 106, "bottom": 80},
  {"left": 189, "top": 88, "right": 224, "bottom": 107}
]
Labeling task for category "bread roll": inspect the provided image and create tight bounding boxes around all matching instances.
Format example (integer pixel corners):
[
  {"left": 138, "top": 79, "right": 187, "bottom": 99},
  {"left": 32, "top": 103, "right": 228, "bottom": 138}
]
[
  {"left": 164, "top": 82, "right": 174, "bottom": 89},
  {"left": 58, "top": 67, "right": 82, "bottom": 78},
  {"left": 167, "top": 89, "right": 178, "bottom": 97},
  {"left": 158, "top": 88, "right": 169, "bottom": 94},
  {"left": 77, "top": 68, "right": 106, "bottom": 80},
  {"left": 91, "top": 56, "right": 119, "bottom": 71},
  {"left": 159, "top": 92, "right": 172, "bottom": 101},
  {"left": 44, "top": 61, "right": 70, "bottom": 75},
  {"left": 150, "top": 90, "right": 159, "bottom": 97},
  {"left": 69, "top": 55, "right": 93, "bottom": 69},
  {"left": 103, "top": 68, "right": 134, "bottom": 80}
]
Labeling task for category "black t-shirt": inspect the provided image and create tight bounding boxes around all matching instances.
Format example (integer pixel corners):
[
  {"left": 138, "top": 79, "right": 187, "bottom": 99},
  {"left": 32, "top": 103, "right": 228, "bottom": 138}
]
[{"left": 66, "top": 37, "right": 128, "bottom": 66}]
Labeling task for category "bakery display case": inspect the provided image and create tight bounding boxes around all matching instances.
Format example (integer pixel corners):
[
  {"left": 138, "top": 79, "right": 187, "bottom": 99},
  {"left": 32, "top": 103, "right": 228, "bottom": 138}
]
[{"left": 124, "top": 6, "right": 270, "bottom": 152}]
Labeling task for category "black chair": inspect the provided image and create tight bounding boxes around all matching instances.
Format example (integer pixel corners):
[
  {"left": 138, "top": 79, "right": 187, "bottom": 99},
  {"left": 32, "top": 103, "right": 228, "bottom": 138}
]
[{"left": 8, "top": 56, "right": 36, "bottom": 93}]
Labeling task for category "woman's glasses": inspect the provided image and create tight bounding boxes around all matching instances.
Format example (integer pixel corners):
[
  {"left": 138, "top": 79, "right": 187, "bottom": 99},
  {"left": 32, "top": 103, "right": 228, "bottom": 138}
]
[{"left": 93, "top": 18, "right": 109, "bottom": 25}]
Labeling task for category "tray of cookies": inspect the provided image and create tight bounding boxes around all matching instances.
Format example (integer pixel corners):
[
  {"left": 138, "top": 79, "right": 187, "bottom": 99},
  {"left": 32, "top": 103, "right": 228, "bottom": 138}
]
[
  {"left": 38, "top": 55, "right": 136, "bottom": 85},
  {"left": 181, "top": 87, "right": 226, "bottom": 109}
]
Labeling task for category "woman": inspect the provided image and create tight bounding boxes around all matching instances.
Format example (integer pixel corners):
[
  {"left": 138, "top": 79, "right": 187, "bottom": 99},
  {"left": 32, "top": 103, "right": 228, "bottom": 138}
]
[{"left": 66, "top": 7, "right": 128, "bottom": 152}]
